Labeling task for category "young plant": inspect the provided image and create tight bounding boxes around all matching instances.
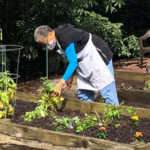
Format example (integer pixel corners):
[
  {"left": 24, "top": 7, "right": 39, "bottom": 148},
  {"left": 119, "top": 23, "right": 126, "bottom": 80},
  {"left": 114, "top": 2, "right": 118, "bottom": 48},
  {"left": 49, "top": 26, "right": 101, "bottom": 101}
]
[
  {"left": 53, "top": 114, "right": 98, "bottom": 133},
  {"left": 144, "top": 80, "right": 150, "bottom": 90},
  {"left": 96, "top": 126, "right": 107, "bottom": 139},
  {"left": 76, "top": 113, "right": 98, "bottom": 133},
  {"left": 120, "top": 101, "right": 136, "bottom": 116},
  {"left": 102, "top": 104, "right": 122, "bottom": 126},
  {"left": 120, "top": 83, "right": 126, "bottom": 89},
  {"left": 114, "top": 123, "right": 121, "bottom": 128},
  {"left": 24, "top": 100, "right": 49, "bottom": 121},
  {"left": 125, "top": 106, "right": 135, "bottom": 115},
  {"left": 130, "top": 116, "right": 139, "bottom": 129},
  {"left": 55, "top": 121, "right": 63, "bottom": 132},
  {"left": 53, "top": 116, "right": 80, "bottom": 132},
  {"left": 99, "top": 97, "right": 105, "bottom": 103},
  {"left": 135, "top": 132, "right": 143, "bottom": 142},
  {"left": 24, "top": 77, "right": 64, "bottom": 122},
  {"left": 0, "top": 71, "right": 16, "bottom": 119},
  {"left": 38, "top": 77, "right": 64, "bottom": 111}
]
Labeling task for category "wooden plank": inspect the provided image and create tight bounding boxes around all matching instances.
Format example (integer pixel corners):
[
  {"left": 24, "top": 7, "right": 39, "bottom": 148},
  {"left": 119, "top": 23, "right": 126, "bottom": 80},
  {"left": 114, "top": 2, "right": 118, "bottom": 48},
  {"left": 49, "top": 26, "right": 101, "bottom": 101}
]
[
  {"left": 16, "top": 92, "right": 150, "bottom": 119},
  {"left": 114, "top": 71, "right": 150, "bottom": 82}
]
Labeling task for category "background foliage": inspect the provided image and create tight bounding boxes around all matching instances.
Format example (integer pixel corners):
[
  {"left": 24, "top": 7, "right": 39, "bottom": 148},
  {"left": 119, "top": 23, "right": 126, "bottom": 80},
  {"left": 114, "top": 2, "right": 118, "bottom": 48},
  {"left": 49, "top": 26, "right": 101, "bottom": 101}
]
[{"left": 0, "top": 0, "right": 149, "bottom": 79}]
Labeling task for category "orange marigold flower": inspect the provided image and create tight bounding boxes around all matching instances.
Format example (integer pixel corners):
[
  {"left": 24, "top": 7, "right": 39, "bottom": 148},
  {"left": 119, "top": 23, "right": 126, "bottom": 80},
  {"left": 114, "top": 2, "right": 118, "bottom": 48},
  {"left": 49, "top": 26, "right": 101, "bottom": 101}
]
[
  {"left": 136, "top": 132, "right": 143, "bottom": 138},
  {"left": 99, "top": 126, "right": 106, "bottom": 131},
  {"left": 115, "top": 106, "right": 117, "bottom": 110}
]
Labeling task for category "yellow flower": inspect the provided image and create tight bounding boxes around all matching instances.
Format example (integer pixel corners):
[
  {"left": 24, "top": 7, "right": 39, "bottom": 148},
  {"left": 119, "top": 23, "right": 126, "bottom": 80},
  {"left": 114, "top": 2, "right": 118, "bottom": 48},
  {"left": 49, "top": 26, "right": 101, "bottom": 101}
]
[
  {"left": 10, "top": 92, "right": 14, "bottom": 99},
  {"left": 136, "top": 132, "right": 143, "bottom": 138},
  {"left": 0, "top": 101, "right": 3, "bottom": 108},
  {"left": 53, "top": 97, "right": 58, "bottom": 102},
  {"left": 0, "top": 111, "right": 3, "bottom": 118},
  {"left": 131, "top": 116, "right": 138, "bottom": 121},
  {"left": 8, "top": 106, "right": 14, "bottom": 116},
  {"left": 99, "top": 126, "right": 106, "bottom": 131},
  {"left": 60, "top": 97, "right": 64, "bottom": 101}
]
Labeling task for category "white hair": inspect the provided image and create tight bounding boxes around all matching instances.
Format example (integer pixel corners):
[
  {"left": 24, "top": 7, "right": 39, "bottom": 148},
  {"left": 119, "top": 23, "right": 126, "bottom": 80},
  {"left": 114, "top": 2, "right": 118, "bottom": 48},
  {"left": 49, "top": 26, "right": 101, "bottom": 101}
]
[{"left": 34, "top": 25, "right": 53, "bottom": 42}]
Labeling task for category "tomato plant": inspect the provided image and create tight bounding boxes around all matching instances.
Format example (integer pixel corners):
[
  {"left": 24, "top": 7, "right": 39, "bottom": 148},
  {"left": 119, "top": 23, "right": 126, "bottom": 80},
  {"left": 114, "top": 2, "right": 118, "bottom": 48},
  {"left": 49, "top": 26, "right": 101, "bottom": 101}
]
[
  {"left": 0, "top": 71, "right": 16, "bottom": 118},
  {"left": 24, "top": 77, "right": 64, "bottom": 121}
]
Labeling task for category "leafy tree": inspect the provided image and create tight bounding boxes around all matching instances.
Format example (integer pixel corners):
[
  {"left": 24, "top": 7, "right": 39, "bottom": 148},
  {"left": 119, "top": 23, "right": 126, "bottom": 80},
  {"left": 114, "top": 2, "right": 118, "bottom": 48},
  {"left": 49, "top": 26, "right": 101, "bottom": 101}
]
[{"left": 1, "top": 0, "right": 148, "bottom": 79}]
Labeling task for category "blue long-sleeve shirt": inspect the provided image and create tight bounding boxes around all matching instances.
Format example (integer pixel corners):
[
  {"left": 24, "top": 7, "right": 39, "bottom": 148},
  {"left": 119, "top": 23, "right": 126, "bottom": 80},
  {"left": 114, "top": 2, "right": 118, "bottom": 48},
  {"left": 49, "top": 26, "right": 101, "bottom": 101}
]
[{"left": 62, "top": 43, "right": 78, "bottom": 81}]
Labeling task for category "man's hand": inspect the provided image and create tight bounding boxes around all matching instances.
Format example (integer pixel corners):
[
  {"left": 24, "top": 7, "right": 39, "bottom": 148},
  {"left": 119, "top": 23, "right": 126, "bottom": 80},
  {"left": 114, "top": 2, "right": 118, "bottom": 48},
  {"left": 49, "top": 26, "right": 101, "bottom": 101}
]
[
  {"left": 54, "top": 79, "right": 65, "bottom": 96},
  {"left": 65, "top": 76, "right": 73, "bottom": 89}
]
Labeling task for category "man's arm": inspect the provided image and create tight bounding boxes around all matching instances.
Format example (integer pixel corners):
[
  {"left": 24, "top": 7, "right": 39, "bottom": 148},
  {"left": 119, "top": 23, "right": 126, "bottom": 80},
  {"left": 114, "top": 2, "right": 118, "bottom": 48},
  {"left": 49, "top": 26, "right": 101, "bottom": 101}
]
[
  {"left": 62, "top": 43, "right": 78, "bottom": 81},
  {"left": 54, "top": 43, "right": 78, "bottom": 95}
]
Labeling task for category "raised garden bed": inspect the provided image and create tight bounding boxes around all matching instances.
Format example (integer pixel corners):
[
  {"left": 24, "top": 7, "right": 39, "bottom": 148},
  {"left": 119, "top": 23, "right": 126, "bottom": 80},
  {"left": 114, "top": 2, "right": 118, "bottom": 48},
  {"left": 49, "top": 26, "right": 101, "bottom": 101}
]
[
  {"left": 115, "top": 71, "right": 150, "bottom": 109},
  {"left": 62, "top": 71, "right": 150, "bottom": 109},
  {"left": 1, "top": 71, "right": 150, "bottom": 149},
  {"left": 17, "top": 71, "right": 150, "bottom": 109},
  {"left": 0, "top": 92, "right": 150, "bottom": 150},
  {"left": 12, "top": 100, "right": 150, "bottom": 144}
]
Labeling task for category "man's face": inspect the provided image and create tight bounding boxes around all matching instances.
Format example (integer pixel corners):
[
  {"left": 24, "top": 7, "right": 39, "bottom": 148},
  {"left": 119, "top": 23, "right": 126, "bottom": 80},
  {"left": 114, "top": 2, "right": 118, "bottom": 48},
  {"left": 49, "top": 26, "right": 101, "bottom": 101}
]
[{"left": 39, "top": 30, "right": 56, "bottom": 45}]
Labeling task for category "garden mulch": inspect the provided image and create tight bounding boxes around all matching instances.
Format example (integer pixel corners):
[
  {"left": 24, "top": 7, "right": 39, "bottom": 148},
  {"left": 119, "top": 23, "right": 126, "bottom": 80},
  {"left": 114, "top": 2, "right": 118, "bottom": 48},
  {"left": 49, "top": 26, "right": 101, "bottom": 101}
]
[
  {"left": 114, "top": 58, "right": 150, "bottom": 90},
  {"left": 114, "top": 57, "right": 150, "bottom": 73},
  {"left": 11, "top": 100, "right": 150, "bottom": 144}
]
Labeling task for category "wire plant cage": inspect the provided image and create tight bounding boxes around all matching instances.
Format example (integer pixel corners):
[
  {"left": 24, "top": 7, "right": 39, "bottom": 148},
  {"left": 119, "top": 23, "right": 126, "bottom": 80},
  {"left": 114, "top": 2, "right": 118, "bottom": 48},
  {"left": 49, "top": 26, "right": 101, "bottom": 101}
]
[
  {"left": 0, "top": 45, "right": 23, "bottom": 83},
  {"left": 0, "top": 45, "right": 23, "bottom": 118}
]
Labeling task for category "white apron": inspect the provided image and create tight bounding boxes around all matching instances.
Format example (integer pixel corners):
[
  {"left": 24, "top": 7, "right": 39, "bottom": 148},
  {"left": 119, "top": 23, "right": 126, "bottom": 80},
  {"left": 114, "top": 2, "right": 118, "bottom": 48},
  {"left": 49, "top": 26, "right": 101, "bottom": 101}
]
[
  {"left": 76, "top": 34, "right": 114, "bottom": 91},
  {"left": 56, "top": 34, "right": 114, "bottom": 91}
]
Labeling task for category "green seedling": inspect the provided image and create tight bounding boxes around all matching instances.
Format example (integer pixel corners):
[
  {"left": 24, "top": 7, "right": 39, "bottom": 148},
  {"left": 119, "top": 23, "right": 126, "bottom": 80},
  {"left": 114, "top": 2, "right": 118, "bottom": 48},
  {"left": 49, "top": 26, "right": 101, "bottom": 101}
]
[
  {"left": 144, "top": 80, "right": 150, "bottom": 90},
  {"left": 24, "top": 77, "right": 64, "bottom": 122}
]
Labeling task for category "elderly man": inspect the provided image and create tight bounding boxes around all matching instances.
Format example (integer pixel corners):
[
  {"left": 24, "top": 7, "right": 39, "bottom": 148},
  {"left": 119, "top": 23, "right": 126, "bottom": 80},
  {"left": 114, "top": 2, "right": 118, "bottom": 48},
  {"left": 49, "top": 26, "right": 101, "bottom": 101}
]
[{"left": 34, "top": 24, "right": 119, "bottom": 105}]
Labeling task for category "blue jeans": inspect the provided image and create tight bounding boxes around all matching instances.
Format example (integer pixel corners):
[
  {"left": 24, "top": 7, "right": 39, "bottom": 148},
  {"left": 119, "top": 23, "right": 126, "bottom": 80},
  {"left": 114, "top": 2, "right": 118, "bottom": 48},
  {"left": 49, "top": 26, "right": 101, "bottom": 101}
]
[{"left": 78, "top": 60, "right": 119, "bottom": 105}]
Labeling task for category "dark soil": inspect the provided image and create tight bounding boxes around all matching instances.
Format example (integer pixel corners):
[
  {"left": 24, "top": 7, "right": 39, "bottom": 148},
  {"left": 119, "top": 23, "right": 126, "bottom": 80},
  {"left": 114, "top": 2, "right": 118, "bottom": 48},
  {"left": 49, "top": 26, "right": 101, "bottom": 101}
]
[
  {"left": 115, "top": 78, "right": 145, "bottom": 90},
  {"left": 11, "top": 100, "right": 150, "bottom": 144}
]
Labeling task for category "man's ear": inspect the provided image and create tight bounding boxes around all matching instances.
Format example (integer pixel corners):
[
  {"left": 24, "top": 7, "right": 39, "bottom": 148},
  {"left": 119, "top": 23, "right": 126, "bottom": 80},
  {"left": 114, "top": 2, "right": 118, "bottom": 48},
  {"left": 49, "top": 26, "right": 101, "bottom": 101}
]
[
  {"left": 52, "top": 30, "right": 55, "bottom": 34},
  {"left": 39, "top": 36, "right": 46, "bottom": 44},
  {"left": 48, "top": 30, "right": 55, "bottom": 35}
]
